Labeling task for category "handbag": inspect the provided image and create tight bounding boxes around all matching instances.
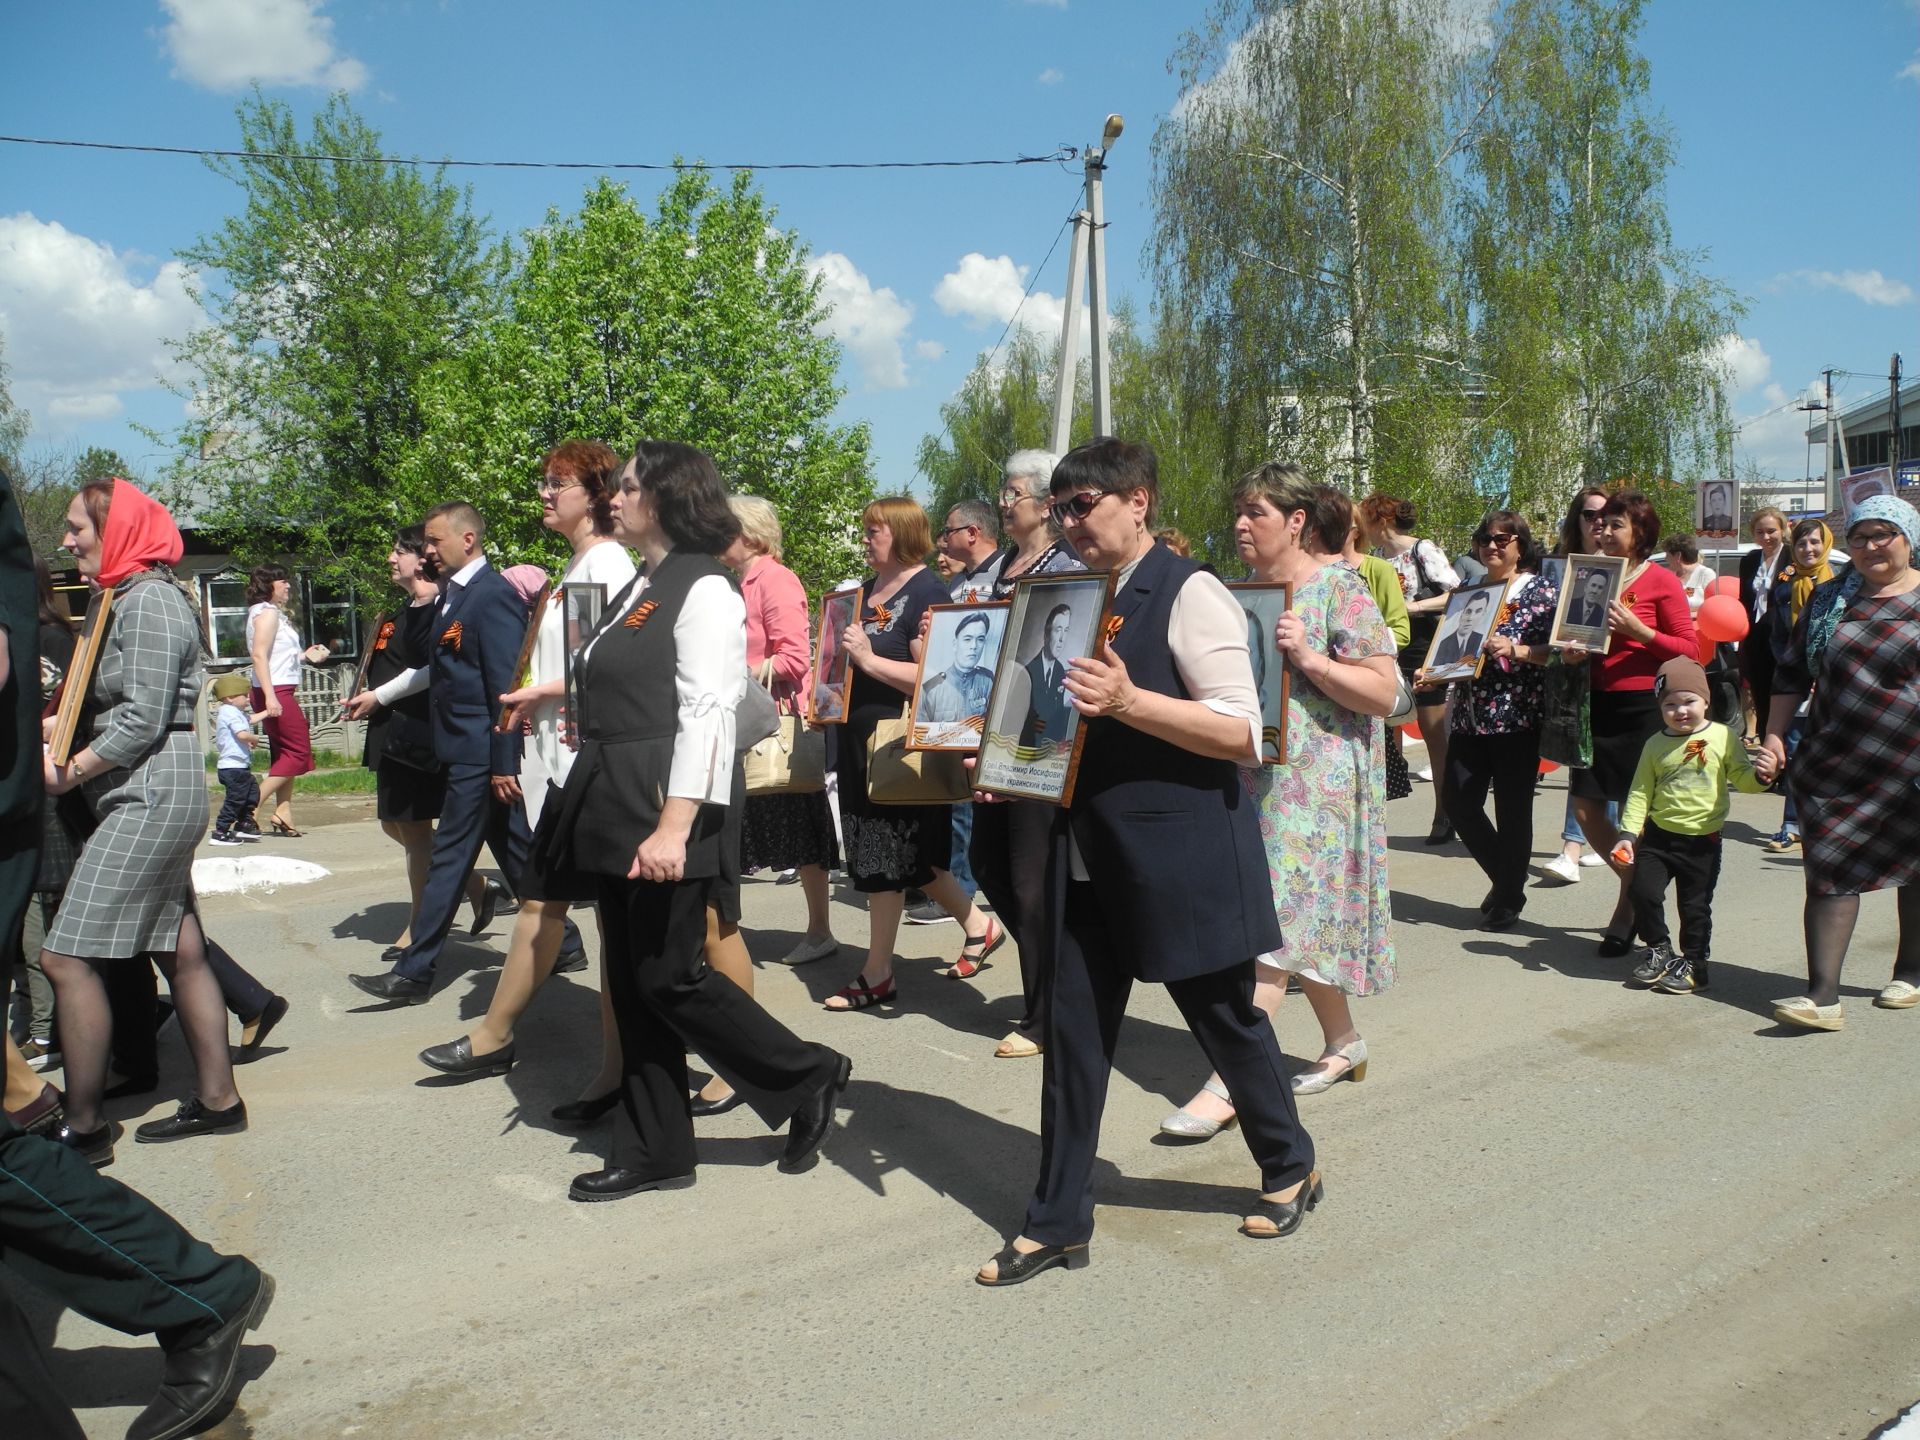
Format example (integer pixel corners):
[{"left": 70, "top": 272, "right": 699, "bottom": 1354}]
[
  {"left": 743, "top": 662, "right": 826, "bottom": 795},
  {"left": 378, "top": 709, "right": 445, "bottom": 775},
  {"left": 1538, "top": 657, "right": 1592, "bottom": 769},
  {"left": 866, "top": 705, "right": 970, "bottom": 805}
]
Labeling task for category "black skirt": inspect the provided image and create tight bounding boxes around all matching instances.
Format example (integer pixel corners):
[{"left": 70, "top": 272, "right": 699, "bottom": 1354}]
[
  {"left": 375, "top": 758, "right": 447, "bottom": 824},
  {"left": 518, "top": 783, "right": 598, "bottom": 904},
  {"left": 742, "top": 790, "right": 839, "bottom": 873},
  {"left": 1571, "top": 689, "right": 1662, "bottom": 803}
]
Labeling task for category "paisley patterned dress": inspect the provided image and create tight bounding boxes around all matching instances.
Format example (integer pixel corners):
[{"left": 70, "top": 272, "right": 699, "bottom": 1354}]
[{"left": 1242, "top": 564, "right": 1397, "bottom": 995}]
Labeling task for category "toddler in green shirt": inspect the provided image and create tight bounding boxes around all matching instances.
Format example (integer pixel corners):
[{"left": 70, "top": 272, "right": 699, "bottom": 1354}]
[{"left": 1614, "top": 657, "right": 1770, "bottom": 994}]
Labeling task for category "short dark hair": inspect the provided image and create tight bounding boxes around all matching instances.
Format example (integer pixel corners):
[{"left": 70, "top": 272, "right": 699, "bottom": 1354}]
[
  {"left": 628, "top": 442, "right": 740, "bottom": 554},
  {"left": 393, "top": 523, "right": 429, "bottom": 558},
  {"left": 946, "top": 498, "right": 999, "bottom": 541},
  {"left": 245, "top": 563, "right": 290, "bottom": 605},
  {"left": 1662, "top": 533, "right": 1700, "bottom": 563},
  {"left": 1474, "top": 509, "right": 1543, "bottom": 573},
  {"left": 1044, "top": 603, "right": 1073, "bottom": 630},
  {"left": 1050, "top": 436, "right": 1159, "bottom": 526},
  {"left": 424, "top": 501, "right": 486, "bottom": 544},
  {"left": 1599, "top": 490, "right": 1660, "bottom": 560},
  {"left": 954, "top": 610, "right": 990, "bottom": 638},
  {"left": 1308, "top": 485, "right": 1354, "bottom": 554}
]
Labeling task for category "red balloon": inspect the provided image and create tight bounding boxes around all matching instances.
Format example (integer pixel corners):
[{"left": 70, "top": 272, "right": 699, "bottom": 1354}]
[
  {"left": 1697, "top": 594, "right": 1749, "bottom": 643},
  {"left": 1696, "top": 628, "right": 1718, "bottom": 663},
  {"left": 1709, "top": 575, "right": 1741, "bottom": 599}
]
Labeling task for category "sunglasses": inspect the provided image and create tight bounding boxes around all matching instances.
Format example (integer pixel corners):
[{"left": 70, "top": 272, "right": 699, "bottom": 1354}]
[
  {"left": 1049, "top": 489, "right": 1113, "bottom": 527},
  {"left": 1475, "top": 532, "right": 1518, "bottom": 548},
  {"left": 1579, "top": 508, "right": 1607, "bottom": 522}
]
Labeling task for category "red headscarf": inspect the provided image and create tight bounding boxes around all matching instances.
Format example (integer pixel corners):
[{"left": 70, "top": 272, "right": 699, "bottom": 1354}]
[{"left": 94, "top": 478, "right": 184, "bottom": 588}]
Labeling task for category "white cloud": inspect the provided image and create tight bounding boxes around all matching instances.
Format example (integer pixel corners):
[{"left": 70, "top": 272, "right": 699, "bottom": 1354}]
[
  {"left": 160, "top": 0, "right": 368, "bottom": 92},
  {"left": 933, "top": 252, "right": 1086, "bottom": 355},
  {"left": 914, "top": 339, "right": 945, "bottom": 360},
  {"left": 1714, "top": 333, "right": 1771, "bottom": 394},
  {"left": 1734, "top": 377, "right": 1826, "bottom": 478},
  {"left": 1037, "top": 67, "right": 1064, "bottom": 85},
  {"left": 1776, "top": 268, "right": 1916, "bottom": 307},
  {"left": 1901, "top": 55, "right": 1920, "bottom": 84},
  {"left": 809, "top": 252, "right": 914, "bottom": 390},
  {"left": 0, "top": 213, "right": 199, "bottom": 427}
]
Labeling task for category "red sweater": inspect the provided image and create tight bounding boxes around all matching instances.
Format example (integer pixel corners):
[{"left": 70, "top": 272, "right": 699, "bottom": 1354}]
[{"left": 1593, "top": 562, "right": 1696, "bottom": 692}]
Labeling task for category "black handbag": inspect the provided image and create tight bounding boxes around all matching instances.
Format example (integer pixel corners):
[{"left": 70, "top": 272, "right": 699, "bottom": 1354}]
[{"left": 378, "top": 709, "right": 445, "bottom": 774}]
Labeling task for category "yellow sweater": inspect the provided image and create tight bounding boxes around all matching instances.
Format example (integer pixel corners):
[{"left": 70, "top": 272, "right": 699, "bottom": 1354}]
[{"left": 1620, "top": 721, "right": 1770, "bottom": 837}]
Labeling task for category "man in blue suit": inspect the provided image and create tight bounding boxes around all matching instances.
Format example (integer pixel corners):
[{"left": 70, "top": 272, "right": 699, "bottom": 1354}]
[
  {"left": 1017, "top": 603, "right": 1077, "bottom": 750},
  {"left": 348, "top": 502, "right": 576, "bottom": 1003}
]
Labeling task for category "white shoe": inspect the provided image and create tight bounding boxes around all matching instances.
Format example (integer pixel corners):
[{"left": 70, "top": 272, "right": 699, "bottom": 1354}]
[
  {"left": 1579, "top": 851, "right": 1607, "bottom": 867},
  {"left": 780, "top": 935, "right": 840, "bottom": 966},
  {"left": 1542, "top": 854, "right": 1582, "bottom": 885},
  {"left": 1771, "top": 996, "right": 1844, "bottom": 1031},
  {"left": 1874, "top": 980, "right": 1920, "bottom": 1009},
  {"left": 1414, "top": 766, "right": 1434, "bottom": 782},
  {"left": 1159, "top": 1077, "right": 1237, "bottom": 1139},
  {"left": 1292, "top": 1038, "right": 1368, "bottom": 1095}
]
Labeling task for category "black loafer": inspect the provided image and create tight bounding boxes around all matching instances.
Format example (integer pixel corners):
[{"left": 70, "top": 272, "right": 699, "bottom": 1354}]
[
  {"left": 1424, "top": 823, "right": 1454, "bottom": 846},
  {"left": 1239, "top": 1171, "right": 1324, "bottom": 1239},
  {"left": 1596, "top": 931, "right": 1634, "bottom": 958},
  {"left": 689, "top": 1088, "right": 745, "bottom": 1118},
  {"left": 379, "top": 945, "right": 406, "bottom": 964},
  {"left": 1483, "top": 906, "right": 1522, "bottom": 932},
  {"left": 551, "top": 945, "right": 589, "bottom": 975},
  {"left": 551, "top": 1092, "right": 619, "bottom": 1124},
  {"left": 470, "top": 878, "right": 502, "bottom": 935},
  {"left": 976, "top": 1240, "right": 1090, "bottom": 1287},
  {"left": 237, "top": 994, "right": 290, "bottom": 1057},
  {"left": 419, "top": 1035, "right": 515, "bottom": 1078},
  {"left": 567, "top": 1168, "right": 696, "bottom": 1203},
  {"left": 135, "top": 1097, "right": 248, "bottom": 1144},
  {"left": 125, "top": 1269, "right": 275, "bottom": 1440},
  {"left": 779, "top": 1052, "right": 851, "bottom": 1173},
  {"left": 349, "top": 971, "right": 431, "bottom": 1004},
  {"left": 55, "top": 1120, "right": 114, "bottom": 1168}
]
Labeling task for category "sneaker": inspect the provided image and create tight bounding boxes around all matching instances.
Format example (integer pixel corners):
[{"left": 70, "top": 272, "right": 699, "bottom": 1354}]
[
  {"left": 1654, "top": 955, "right": 1707, "bottom": 994},
  {"left": 18, "top": 1038, "right": 60, "bottom": 1072},
  {"left": 1542, "top": 854, "right": 1582, "bottom": 885},
  {"left": 235, "top": 819, "right": 263, "bottom": 840},
  {"left": 904, "top": 901, "right": 955, "bottom": 926},
  {"left": 1628, "top": 942, "right": 1674, "bottom": 986},
  {"left": 1578, "top": 851, "right": 1607, "bottom": 867},
  {"left": 1414, "top": 765, "right": 1434, "bottom": 782},
  {"left": 208, "top": 829, "right": 242, "bottom": 846}
]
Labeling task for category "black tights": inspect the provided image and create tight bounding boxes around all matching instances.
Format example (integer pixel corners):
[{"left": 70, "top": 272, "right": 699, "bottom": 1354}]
[{"left": 1802, "top": 887, "right": 1920, "bottom": 1006}]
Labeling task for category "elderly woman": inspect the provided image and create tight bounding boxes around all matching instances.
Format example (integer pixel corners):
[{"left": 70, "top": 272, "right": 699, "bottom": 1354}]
[
  {"left": 964, "top": 449, "right": 1085, "bottom": 1059},
  {"left": 977, "top": 440, "right": 1319, "bottom": 1288},
  {"left": 823, "top": 497, "right": 998, "bottom": 1012},
  {"left": 1561, "top": 490, "right": 1697, "bottom": 959},
  {"left": 1759, "top": 517, "right": 1843, "bottom": 853},
  {"left": 1161, "top": 463, "right": 1399, "bottom": 1144},
  {"left": 418, "top": 441, "right": 632, "bottom": 1082},
  {"left": 1759, "top": 496, "right": 1920, "bottom": 1030},
  {"left": 41, "top": 479, "right": 248, "bottom": 1164},
  {"left": 244, "top": 564, "right": 329, "bottom": 836},
  {"left": 1431, "top": 512, "right": 1558, "bottom": 931}
]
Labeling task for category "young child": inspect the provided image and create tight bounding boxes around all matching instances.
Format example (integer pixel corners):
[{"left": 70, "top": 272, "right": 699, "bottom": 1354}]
[
  {"left": 1614, "top": 656, "right": 1770, "bottom": 994},
  {"left": 210, "top": 672, "right": 265, "bottom": 845}
]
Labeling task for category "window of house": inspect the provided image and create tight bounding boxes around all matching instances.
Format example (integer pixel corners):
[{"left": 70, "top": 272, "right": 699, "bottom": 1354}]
[
  {"left": 200, "top": 572, "right": 253, "bottom": 662},
  {"left": 301, "top": 575, "right": 360, "bottom": 660},
  {"left": 198, "top": 570, "right": 360, "bottom": 663}
]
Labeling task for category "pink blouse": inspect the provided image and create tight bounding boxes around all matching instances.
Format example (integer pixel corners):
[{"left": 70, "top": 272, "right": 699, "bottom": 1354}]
[{"left": 742, "top": 554, "right": 812, "bottom": 697}]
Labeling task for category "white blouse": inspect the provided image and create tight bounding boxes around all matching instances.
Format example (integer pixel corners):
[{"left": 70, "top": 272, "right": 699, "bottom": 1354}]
[
  {"left": 582, "top": 566, "right": 744, "bottom": 808},
  {"left": 523, "top": 541, "right": 638, "bottom": 819},
  {"left": 247, "top": 602, "right": 303, "bottom": 687}
]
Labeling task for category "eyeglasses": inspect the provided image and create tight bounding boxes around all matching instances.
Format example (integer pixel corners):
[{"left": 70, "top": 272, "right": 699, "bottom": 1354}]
[
  {"left": 999, "top": 489, "right": 1036, "bottom": 507},
  {"left": 538, "top": 477, "right": 581, "bottom": 497},
  {"left": 934, "top": 523, "right": 978, "bottom": 541},
  {"left": 1049, "top": 489, "right": 1113, "bottom": 527},
  {"left": 1846, "top": 527, "right": 1903, "bottom": 549},
  {"left": 1579, "top": 508, "right": 1607, "bottom": 523},
  {"left": 1475, "top": 532, "right": 1518, "bottom": 548}
]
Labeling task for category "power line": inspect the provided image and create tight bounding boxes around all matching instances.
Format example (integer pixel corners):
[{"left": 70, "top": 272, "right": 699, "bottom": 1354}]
[
  {"left": 979, "top": 191, "right": 1083, "bottom": 373},
  {"left": 0, "top": 132, "right": 1078, "bottom": 174}
]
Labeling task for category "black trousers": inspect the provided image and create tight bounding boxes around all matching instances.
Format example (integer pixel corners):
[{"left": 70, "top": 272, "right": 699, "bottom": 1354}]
[
  {"left": 1442, "top": 727, "right": 1542, "bottom": 913},
  {"left": 213, "top": 767, "right": 259, "bottom": 831},
  {"left": 0, "top": 1118, "right": 258, "bottom": 1435},
  {"left": 967, "top": 799, "right": 1056, "bottom": 1034},
  {"left": 1025, "top": 882, "right": 1315, "bottom": 1246},
  {"left": 1628, "top": 823, "right": 1723, "bottom": 961},
  {"left": 595, "top": 874, "right": 838, "bottom": 1180},
  {"left": 396, "top": 763, "right": 578, "bottom": 983}
]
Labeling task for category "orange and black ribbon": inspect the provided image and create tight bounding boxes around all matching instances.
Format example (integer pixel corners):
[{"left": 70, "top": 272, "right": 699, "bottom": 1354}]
[
  {"left": 623, "top": 600, "right": 659, "bottom": 630},
  {"left": 1102, "top": 614, "right": 1125, "bottom": 647},
  {"left": 373, "top": 619, "right": 395, "bottom": 652},
  {"left": 868, "top": 602, "right": 894, "bottom": 630},
  {"left": 440, "top": 620, "right": 463, "bottom": 654},
  {"left": 1681, "top": 737, "right": 1709, "bottom": 769}
]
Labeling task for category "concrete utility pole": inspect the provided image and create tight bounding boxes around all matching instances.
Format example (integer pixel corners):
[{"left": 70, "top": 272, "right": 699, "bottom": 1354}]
[
  {"left": 1823, "top": 368, "right": 1839, "bottom": 515},
  {"left": 1891, "top": 353, "right": 1903, "bottom": 486},
  {"left": 1049, "top": 114, "right": 1124, "bottom": 456}
]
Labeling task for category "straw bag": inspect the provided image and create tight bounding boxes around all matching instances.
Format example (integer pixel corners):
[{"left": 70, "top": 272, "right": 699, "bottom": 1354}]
[
  {"left": 743, "top": 662, "right": 825, "bottom": 795},
  {"left": 866, "top": 706, "right": 969, "bottom": 805}
]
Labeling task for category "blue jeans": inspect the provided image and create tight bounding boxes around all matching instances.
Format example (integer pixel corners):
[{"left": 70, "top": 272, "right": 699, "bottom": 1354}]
[
  {"left": 1778, "top": 719, "right": 1805, "bottom": 835},
  {"left": 948, "top": 803, "right": 976, "bottom": 897},
  {"left": 1562, "top": 794, "right": 1619, "bottom": 846}
]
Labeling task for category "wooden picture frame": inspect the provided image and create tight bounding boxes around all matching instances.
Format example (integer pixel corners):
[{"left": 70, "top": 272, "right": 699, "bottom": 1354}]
[
  {"left": 512, "top": 584, "right": 554, "bottom": 691},
  {"left": 906, "top": 602, "right": 1010, "bottom": 751},
  {"left": 1419, "top": 578, "right": 1512, "bottom": 683},
  {"left": 1548, "top": 552, "right": 1628, "bottom": 654},
  {"left": 973, "top": 570, "right": 1115, "bottom": 806},
  {"left": 1225, "top": 582, "right": 1293, "bottom": 766},
  {"left": 1695, "top": 478, "right": 1739, "bottom": 540},
  {"left": 808, "top": 586, "right": 863, "bottom": 726},
  {"left": 559, "top": 581, "right": 607, "bottom": 742},
  {"left": 48, "top": 588, "right": 115, "bottom": 766},
  {"left": 345, "top": 610, "right": 392, "bottom": 703}
]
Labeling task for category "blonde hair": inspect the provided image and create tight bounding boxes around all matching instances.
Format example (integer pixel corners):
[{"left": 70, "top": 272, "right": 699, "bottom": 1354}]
[
  {"left": 728, "top": 494, "right": 784, "bottom": 560},
  {"left": 862, "top": 496, "right": 933, "bottom": 562}
]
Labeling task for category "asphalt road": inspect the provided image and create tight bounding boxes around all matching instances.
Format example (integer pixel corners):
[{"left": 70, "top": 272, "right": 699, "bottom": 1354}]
[{"left": 24, "top": 774, "right": 1920, "bottom": 1440}]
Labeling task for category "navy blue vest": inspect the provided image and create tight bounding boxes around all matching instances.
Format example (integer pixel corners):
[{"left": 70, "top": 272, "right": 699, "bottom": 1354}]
[{"left": 1056, "top": 541, "right": 1280, "bottom": 982}]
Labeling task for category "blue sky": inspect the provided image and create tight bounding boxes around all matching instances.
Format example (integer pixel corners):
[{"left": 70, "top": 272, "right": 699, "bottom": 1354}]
[{"left": 1, "top": 0, "right": 1914, "bottom": 500}]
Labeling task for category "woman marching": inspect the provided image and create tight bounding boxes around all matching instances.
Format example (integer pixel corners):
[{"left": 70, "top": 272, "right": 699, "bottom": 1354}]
[
  {"left": 1758, "top": 517, "right": 1842, "bottom": 854},
  {"left": 539, "top": 442, "right": 849, "bottom": 1199},
  {"left": 244, "top": 564, "right": 330, "bottom": 836},
  {"left": 977, "top": 439, "right": 1319, "bottom": 1287},
  {"left": 41, "top": 479, "right": 249, "bottom": 1165}
]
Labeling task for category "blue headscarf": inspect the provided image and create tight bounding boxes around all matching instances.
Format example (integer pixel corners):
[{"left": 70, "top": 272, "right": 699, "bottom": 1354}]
[{"left": 1845, "top": 494, "right": 1920, "bottom": 549}]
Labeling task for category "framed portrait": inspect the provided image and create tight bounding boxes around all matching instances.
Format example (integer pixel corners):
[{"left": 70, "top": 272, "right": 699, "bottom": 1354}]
[
  {"left": 1538, "top": 556, "right": 1566, "bottom": 597},
  {"left": 512, "top": 583, "right": 554, "bottom": 691},
  {"left": 559, "top": 581, "right": 607, "bottom": 740},
  {"left": 1419, "top": 578, "right": 1512, "bottom": 683},
  {"left": 974, "top": 570, "right": 1115, "bottom": 805},
  {"left": 908, "top": 602, "right": 1010, "bottom": 751},
  {"left": 346, "top": 610, "right": 391, "bottom": 703},
  {"left": 808, "top": 586, "right": 863, "bottom": 725},
  {"left": 1225, "top": 582, "right": 1292, "bottom": 765},
  {"left": 1840, "top": 467, "right": 1895, "bottom": 528},
  {"left": 1548, "top": 552, "right": 1628, "bottom": 653},
  {"left": 47, "top": 588, "right": 115, "bottom": 766},
  {"left": 1695, "top": 478, "right": 1739, "bottom": 539}
]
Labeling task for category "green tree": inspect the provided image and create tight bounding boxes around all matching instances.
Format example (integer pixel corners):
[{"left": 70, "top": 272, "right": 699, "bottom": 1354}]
[
  {"left": 1463, "top": 0, "right": 1740, "bottom": 523},
  {"left": 157, "top": 91, "right": 502, "bottom": 595},
  {"left": 402, "top": 173, "right": 871, "bottom": 596},
  {"left": 914, "top": 328, "right": 1078, "bottom": 523},
  {"left": 0, "top": 332, "right": 27, "bottom": 468}
]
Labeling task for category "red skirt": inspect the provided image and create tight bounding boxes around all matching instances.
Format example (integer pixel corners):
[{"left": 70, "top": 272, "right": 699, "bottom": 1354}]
[{"left": 253, "top": 684, "right": 314, "bottom": 777}]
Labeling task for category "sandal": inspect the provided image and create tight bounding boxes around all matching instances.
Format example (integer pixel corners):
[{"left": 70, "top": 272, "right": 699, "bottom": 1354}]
[
  {"left": 1240, "top": 1171, "right": 1323, "bottom": 1240},
  {"left": 825, "top": 973, "right": 897, "bottom": 1011},
  {"left": 942, "top": 918, "right": 1004, "bottom": 980},
  {"left": 270, "top": 818, "right": 303, "bottom": 838}
]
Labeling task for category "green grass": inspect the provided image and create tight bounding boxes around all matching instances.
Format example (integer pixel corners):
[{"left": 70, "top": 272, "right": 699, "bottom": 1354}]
[{"left": 205, "top": 748, "right": 378, "bottom": 795}]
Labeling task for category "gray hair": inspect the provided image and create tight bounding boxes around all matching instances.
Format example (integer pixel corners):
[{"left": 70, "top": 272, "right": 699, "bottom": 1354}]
[
  {"left": 946, "top": 497, "right": 1000, "bottom": 541},
  {"left": 1003, "top": 448, "right": 1060, "bottom": 499}
]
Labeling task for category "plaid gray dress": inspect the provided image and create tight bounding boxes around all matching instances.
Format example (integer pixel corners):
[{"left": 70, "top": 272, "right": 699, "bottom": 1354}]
[
  {"left": 1777, "top": 583, "right": 1920, "bottom": 897},
  {"left": 45, "top": 570, "right": 208, "bottom": 959}
]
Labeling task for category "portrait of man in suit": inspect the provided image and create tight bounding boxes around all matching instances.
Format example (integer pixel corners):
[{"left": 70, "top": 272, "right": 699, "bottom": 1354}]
[
  {"left": 1699, "top": 480, "right": 1736, "bottom": 534},
  {"left": 916, "top": 609, "right": 997, "bottom": 745},
  {"left": 1429, "top": 587, "right": 1495, "bottom": 672},
  {"left": 1018, "top": 603, "right": 1076, "bottom": 749},
  {"left": 1565, "top": 567, "right": 1613, "bottom": 631}
]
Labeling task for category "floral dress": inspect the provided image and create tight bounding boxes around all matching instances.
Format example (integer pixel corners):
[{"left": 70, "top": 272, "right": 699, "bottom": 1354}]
[{"left": 1242, "top": 564, "right": 1397, "bottom": 995}]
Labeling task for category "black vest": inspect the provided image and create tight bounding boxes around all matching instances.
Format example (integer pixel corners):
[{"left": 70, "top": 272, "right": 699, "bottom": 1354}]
[
  {"left": 544, "top": 550, "right": 735, "bottom": 880},
  {"left": 1057, "top": 541, "right": 1280, "bottom": 982}
]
